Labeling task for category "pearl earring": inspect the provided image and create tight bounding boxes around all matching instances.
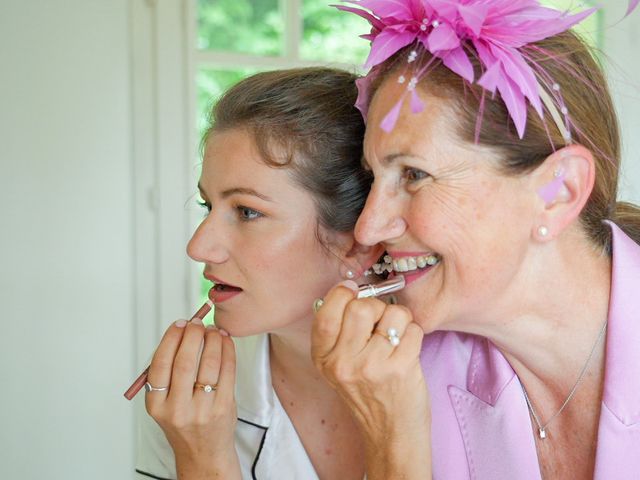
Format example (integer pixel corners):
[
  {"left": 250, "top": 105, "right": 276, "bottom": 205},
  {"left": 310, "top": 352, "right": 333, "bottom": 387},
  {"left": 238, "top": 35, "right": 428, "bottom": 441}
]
[
  {"left": 538, "top": 226, "right": 549, "bottom": 237},
  {"left": 345, "top": 270, "right": 355, "bottom": 279}
]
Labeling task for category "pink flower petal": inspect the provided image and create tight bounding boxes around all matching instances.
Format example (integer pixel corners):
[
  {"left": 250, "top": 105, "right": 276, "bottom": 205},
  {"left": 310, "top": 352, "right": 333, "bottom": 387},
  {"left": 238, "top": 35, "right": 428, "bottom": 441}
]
[
  {"left": 364, "top": 28, "right": 416, "bottom": 69},
  {"left": 427, "top": 23, "right": 460, "bottom": 52},
  {"left": 441, "top": 46, "right": 474, "bottom": 83},
  {"left": 380, "top": 97, "right": 405, "bottom": 133},
  {"left": 410, "top": 89, "right": 425, "bottom": 113},
  {"left": 457, "top": 3, "right": 489, "bottom": 37}
]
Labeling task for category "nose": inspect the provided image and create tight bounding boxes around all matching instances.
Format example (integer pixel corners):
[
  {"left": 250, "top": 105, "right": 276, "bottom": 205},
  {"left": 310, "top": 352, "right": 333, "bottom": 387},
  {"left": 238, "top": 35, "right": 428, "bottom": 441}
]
[
  {"left": 186, "top": 214, "right": 229, "bottom": 265},
  {"left": 355, "top": 181, "right": 407, "bottom": 246}
]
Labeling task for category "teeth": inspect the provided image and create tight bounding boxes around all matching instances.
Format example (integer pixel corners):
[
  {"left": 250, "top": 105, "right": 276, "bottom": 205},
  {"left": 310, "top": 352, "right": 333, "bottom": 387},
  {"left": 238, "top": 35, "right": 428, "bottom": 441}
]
[{"left": 371, "top": 254, "right": 440, "bottom": 275}]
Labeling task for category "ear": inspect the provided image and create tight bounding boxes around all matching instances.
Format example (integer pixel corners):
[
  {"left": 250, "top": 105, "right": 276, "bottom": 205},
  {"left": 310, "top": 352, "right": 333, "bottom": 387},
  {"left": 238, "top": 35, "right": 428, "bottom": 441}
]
[{"left": 530, "top": 144, "right": 595, "bottom": 241}]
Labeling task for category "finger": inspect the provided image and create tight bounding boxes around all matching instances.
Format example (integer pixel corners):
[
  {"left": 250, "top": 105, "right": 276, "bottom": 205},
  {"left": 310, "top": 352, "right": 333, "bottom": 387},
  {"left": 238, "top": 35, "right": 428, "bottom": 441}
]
[
  {"left": 213, "top": 335, "right": 237, "bottom": 409},
  {"left": 146, "top": 319, "right": 188, "bottom": 409},
  {"left": 311, "top": 281, "right": 358, "bottom": 362},
  {"left": 193, "top": 326, "right": 223, "bottom": 401},
  {"left": 168, "top": 318, "right": 206, "bottom": 402},
  {"left": 366, "top": 304, "right": 413, "bottom": 358},
  {"left": 332, "top": 298, "right": 386, "bottom": 355}
]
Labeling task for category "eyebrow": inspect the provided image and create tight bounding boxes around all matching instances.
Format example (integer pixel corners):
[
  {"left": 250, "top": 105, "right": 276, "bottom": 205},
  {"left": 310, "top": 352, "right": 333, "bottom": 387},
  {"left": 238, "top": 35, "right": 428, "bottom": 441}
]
[
  {"left": 362, "top": 152, "right": 424, "bottom": 169},
  {"left": 197, "top": 183, "right": 274, "bottom": 202}
]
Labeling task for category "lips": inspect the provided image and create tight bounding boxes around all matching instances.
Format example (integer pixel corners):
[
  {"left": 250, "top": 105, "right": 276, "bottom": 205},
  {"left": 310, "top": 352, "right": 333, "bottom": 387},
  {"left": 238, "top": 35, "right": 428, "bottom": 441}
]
[
  {"left": 204, "top": 273, "right": 243, "bottom": 303},
  {"left": 204, "top": 273, "right": 242, "bottom": 291}
]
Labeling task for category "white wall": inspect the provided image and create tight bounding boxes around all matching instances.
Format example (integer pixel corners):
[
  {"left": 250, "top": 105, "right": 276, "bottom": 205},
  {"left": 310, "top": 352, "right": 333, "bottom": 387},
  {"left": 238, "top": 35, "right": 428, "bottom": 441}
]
[{"left": 0, "top": 1, "right": 136, "bottom": 478}]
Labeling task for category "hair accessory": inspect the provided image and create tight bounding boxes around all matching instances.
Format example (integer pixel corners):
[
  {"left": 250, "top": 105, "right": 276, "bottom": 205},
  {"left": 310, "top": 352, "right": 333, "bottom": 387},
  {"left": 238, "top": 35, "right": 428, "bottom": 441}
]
[{"left": 335, "top": 0, "right": 639, "bottom": 140}]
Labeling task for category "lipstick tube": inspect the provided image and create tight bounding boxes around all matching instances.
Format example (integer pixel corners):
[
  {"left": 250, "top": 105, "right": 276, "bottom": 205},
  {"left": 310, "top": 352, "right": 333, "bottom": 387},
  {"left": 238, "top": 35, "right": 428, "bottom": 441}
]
[{"left": 356, "top": 275, "right": 405, "bottom": 298}]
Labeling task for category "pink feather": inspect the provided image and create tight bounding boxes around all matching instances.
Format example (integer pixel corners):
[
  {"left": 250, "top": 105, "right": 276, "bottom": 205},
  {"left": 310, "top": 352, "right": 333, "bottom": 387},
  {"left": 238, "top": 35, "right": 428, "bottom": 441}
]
[
  {"left": 410, "top": 89, "right": 425, "bottom": 113},
  {"left": 380, "top": 97, "right": 405, "bottom": 133},
  {"left": 427, "top": 22, "right": 461, "bottom": 52},
  {"left": 441, "top": 46, "right": 475, "bottom": 83},
  {"left": 365, "top": 27, "right": 416, "bottom": 69}
]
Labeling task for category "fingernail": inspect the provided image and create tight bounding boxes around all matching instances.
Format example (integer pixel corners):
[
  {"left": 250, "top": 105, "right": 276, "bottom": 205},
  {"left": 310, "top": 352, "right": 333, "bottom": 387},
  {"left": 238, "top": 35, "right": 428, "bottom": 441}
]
[
  {"left": 218, "top": 328, "right": 230, "bottom": 337},
  {"left": 175, "top": 319, "right": 187, "bottom": 328},
  {"left": 192, "top": 317, "right": 203, "bottom": 325},
  {"left": 336, "top": 279, "right": 359, "bottom": 292}
]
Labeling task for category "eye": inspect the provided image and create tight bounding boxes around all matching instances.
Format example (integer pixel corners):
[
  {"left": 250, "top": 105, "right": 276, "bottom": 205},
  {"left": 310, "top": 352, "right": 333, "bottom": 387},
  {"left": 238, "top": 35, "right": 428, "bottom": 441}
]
[
  {"left": 402, "top": 167, "right": 430, "bottom": 183},
  {"left": 237, "top": 205, "right": 263, "bottom": 221}
]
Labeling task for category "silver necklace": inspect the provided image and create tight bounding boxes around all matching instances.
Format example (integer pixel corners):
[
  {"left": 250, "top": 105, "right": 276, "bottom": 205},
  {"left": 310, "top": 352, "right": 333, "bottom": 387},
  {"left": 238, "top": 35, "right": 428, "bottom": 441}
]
[{"left": 521, "top": 320, "right": 608, "bottom": 440}]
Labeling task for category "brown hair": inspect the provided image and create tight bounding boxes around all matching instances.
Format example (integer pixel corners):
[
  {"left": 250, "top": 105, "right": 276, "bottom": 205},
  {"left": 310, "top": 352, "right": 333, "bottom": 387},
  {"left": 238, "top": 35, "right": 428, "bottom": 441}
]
[
  {"left": 204, "top": 67, "right": 370, "bottom": 234},
  {"left": 369, "top": 31, "right": 640, "bottom": 251}
]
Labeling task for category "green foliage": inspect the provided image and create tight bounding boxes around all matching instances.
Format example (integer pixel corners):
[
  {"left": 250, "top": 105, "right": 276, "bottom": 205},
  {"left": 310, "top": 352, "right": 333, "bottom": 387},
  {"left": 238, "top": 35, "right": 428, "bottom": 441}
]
[
  {"left": 197, "top": 0, "right": 283, "bottom": 55},
  {"left": 301, "top": 0, "right": 370, "bottom": 65}
]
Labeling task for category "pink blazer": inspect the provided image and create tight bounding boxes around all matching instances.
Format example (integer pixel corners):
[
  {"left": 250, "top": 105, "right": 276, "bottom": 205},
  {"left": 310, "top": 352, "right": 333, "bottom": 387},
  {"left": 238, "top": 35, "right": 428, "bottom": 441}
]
[{"left": 420, "top": 222, "right": 640, "bottom": 479}]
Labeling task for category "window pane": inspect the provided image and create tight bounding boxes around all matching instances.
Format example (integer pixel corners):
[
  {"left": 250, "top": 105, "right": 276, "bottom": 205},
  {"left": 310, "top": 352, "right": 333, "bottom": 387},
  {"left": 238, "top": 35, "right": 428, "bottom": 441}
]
[
  {"left": 301, "top": 0, "right": 370, "bottom": 65},
  {"left": 196, "top": 68, "right": 258, "bottom": 137},
  {"left": 197, "top": 0, "right": 283, "bottom": 55}
]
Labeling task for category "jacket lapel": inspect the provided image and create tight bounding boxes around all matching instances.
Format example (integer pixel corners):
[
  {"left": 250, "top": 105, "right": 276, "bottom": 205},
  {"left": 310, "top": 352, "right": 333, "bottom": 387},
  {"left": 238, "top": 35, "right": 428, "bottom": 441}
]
[
  {"left": 593, "top": 223, "right": 640, "bottom": 478},
  {"left": 448, "top": 337, "right": 542, "bottom": 480}
]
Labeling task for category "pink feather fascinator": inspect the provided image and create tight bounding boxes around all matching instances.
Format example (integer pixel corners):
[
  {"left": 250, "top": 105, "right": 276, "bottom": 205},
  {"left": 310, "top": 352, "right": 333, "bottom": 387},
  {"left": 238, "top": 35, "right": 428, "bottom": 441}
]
[{"left": 336, "top": 0, "right": 639, "bottom": 140}]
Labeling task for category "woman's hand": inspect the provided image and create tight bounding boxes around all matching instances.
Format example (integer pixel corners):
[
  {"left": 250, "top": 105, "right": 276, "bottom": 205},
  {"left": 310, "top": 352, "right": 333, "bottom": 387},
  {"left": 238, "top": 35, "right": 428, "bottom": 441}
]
[
  {"left": 311, "top": 282, "right": 432, "bottom": 480},
  {"left": 145, "top": 318, "right": 241, "bottom": 480}
]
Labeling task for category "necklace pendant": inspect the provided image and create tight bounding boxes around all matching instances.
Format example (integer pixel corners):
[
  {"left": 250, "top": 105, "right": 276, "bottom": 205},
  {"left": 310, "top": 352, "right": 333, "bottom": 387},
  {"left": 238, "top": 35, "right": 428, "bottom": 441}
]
[{"left": 539, "top": 428, "right": 547, "bottom": 439}]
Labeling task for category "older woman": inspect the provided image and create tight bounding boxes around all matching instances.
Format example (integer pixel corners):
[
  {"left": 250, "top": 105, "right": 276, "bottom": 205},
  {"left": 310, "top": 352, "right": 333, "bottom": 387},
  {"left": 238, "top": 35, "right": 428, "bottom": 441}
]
[{"left": 313, "top": 2, "right": 640, "bottom": 479}]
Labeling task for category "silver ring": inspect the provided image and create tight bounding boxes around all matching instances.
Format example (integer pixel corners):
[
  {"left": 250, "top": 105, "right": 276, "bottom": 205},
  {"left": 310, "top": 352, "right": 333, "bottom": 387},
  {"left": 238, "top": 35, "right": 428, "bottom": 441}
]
[
  {"left": 312, "top": 298, "right": 324, "bottom": 313},
  {"left": 144, "top": 382, "right": 168, "bottom": 392}
]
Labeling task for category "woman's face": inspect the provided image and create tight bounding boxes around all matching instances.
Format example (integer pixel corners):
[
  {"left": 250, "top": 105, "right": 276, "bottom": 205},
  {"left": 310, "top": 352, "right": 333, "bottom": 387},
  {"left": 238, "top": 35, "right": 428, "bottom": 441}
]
[
  {"left": 356, "top": 80, "right": 537, "bottom": 333},
  {"left": 188, "top": 127, "right": 348, "bottom": 337}
]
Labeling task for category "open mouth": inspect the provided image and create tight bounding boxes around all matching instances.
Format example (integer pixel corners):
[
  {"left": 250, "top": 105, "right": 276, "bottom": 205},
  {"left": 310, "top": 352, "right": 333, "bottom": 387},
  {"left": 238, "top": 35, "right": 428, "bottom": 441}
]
[
  {"left": 212, "top": 282, "right": 242, "bottom": 293},
  {"left": 372, "top": 253, "right": 441, "bottom": 275}
]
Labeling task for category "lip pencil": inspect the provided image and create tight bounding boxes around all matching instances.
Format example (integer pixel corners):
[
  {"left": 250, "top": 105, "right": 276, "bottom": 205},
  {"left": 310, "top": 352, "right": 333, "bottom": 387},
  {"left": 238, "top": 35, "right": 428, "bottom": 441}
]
[
  {"left": 124, "top": 276, "right": 406, "bottom": 401},
  {"left": 123, "top": 299, "right": 215, "bottom": 400}
]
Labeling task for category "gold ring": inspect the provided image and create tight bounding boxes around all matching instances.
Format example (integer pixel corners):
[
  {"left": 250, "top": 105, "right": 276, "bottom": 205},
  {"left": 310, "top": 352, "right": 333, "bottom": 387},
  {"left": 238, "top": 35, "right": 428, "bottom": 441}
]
[
  {"left": 194, "top": 382, "right": 217, "bottom": 393},
  {"left": 312, "top": 298, "right": 324, "bottom": 313}
]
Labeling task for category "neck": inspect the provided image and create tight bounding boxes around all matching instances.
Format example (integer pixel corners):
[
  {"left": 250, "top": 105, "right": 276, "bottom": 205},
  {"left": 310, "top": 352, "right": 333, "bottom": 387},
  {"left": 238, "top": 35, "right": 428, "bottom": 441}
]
[
  {"left": 457, "top": 229, "right": 611, "bottom": 398},
  {"left": 268, "top": 318, "right": 340, "bottom": 402}
]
